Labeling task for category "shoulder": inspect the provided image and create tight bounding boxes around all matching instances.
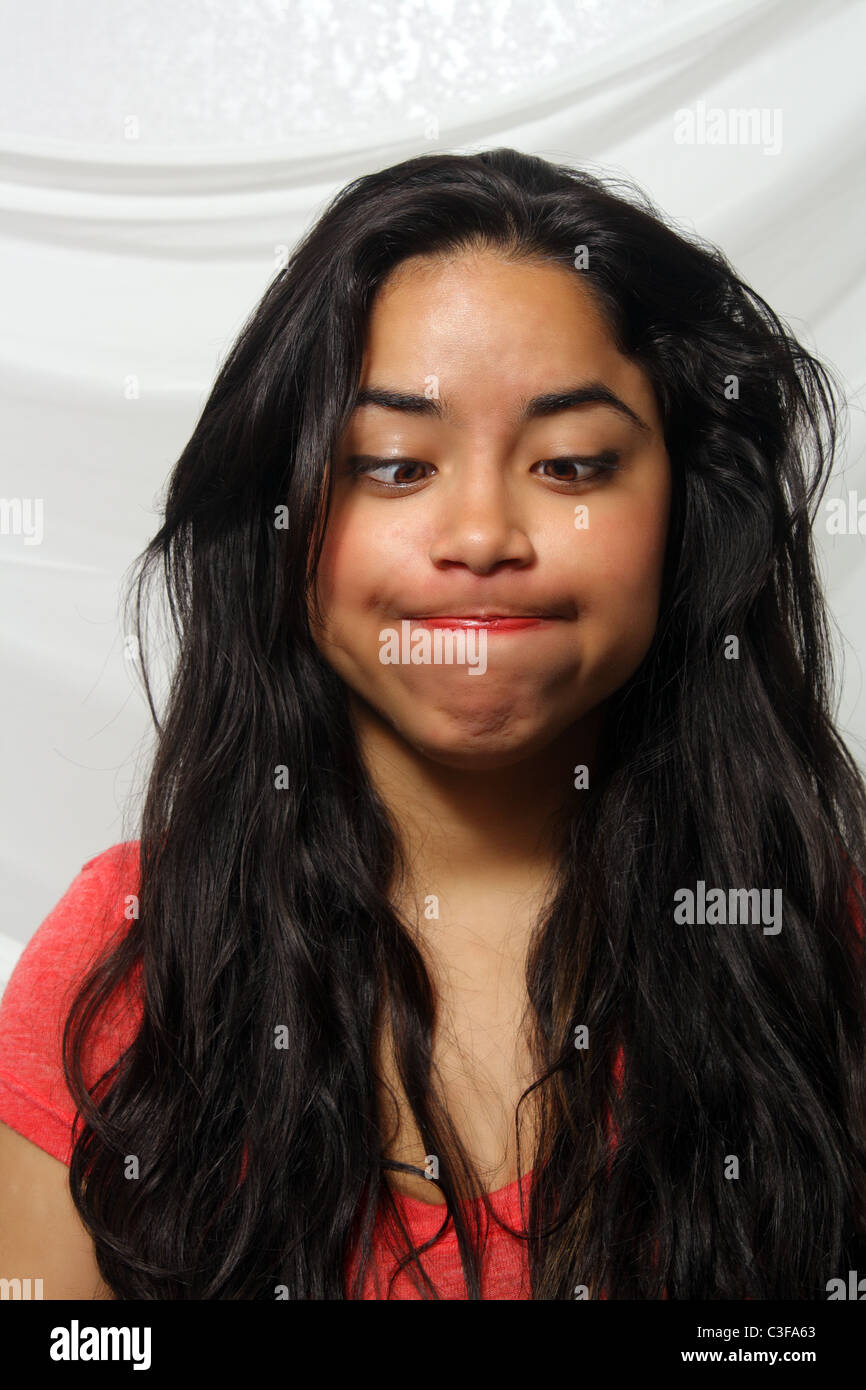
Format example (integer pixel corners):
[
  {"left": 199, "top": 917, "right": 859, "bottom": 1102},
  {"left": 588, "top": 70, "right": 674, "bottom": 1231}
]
[
  {"left": 0, "top": 841, "right": 143, "bottom": 1164},
  {"left": 2, "top": 841, "right": 141, "bottom": 1008}
]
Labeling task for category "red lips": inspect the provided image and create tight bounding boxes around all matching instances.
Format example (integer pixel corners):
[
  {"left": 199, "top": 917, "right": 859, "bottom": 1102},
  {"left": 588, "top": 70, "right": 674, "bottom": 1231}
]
[{"left": 411, "top": 616, "right": 551, "bottom": 629}]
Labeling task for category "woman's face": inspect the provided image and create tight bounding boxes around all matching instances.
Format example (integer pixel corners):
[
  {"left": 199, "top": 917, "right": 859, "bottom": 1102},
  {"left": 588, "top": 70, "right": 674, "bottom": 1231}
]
[{"left": 308, "top": 249, "right": 671, "bottom": 770}]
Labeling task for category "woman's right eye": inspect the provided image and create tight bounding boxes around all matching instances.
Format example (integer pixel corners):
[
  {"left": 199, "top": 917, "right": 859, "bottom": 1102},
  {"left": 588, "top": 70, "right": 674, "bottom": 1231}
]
[{"left": 346, "top": 456, "right": 432, "bottom": 487}]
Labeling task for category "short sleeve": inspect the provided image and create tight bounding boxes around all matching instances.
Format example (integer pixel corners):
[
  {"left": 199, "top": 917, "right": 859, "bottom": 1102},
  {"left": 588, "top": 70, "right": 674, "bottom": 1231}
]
[{"left": 0, "top": 842, "right": 143, "bottom": 1165}]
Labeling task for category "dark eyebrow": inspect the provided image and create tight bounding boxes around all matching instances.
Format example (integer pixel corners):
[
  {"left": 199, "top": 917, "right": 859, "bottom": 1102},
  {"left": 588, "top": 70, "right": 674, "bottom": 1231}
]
[{"left": 353, "top": 382, "right": 651, "bottom": 434}]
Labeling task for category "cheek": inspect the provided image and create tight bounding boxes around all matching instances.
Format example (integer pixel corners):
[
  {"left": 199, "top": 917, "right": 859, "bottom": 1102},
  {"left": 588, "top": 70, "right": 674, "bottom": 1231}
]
[
  {"left": 312, "top": 528, "right": 350, "bottom": 618},
  {"left": 567, "top": 494, "right": 669, "bottom": 642},
  {"left": 312, "top": 507, "right": 417, "bottom": 627}
]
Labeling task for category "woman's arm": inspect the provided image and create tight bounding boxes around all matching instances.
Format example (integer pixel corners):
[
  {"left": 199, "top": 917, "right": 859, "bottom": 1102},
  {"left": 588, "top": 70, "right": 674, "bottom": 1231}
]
[{"left": 0, "top": 1120, "right": 113, "bottom": 1299}]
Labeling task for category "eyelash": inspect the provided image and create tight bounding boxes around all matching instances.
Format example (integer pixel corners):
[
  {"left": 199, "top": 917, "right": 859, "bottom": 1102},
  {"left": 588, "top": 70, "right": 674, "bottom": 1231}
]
[{"left": 346, "top": 452, "right": 621, "bottom": 490}]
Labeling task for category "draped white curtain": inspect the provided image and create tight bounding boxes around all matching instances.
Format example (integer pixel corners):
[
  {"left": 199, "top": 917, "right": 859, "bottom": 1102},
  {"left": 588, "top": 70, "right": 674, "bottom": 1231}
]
[{"left": 2, "top": 0, "right": 864, "bottom": 975}]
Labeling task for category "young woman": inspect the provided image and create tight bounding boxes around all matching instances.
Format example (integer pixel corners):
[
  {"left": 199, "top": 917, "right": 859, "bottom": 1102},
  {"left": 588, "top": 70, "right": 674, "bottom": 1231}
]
[{"left": 1, "top": 147, "right": 865, "bottom": 1300}]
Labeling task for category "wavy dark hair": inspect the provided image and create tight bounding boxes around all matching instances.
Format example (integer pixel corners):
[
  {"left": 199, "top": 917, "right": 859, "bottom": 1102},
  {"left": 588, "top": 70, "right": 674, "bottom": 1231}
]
[{"left": 62, "top": 147, "right": 866, "bottom": 1298}]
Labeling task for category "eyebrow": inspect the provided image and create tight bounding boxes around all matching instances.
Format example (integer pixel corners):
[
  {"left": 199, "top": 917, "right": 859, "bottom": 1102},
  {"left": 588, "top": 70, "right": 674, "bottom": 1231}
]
[{"left": 353, "top": 382, "right": 651, "bottom": 434}]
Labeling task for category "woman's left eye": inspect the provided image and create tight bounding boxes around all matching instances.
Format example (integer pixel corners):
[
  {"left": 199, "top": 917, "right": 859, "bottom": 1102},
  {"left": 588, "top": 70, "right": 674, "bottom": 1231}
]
[{"left": 533, "top": 452, "right": 621, "bottom": 484}]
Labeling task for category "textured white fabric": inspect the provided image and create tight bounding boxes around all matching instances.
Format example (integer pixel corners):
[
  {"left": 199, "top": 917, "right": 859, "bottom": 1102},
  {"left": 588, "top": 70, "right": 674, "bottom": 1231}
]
[{"left": 1, "top": 0, "right": 864, "bottom": 949}]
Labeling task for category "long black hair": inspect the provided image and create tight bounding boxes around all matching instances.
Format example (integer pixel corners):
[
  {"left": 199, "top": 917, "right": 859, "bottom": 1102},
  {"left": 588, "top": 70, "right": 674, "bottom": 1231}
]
[{"left": 62, "top": 147, "right": 866, "bottom": 1298}]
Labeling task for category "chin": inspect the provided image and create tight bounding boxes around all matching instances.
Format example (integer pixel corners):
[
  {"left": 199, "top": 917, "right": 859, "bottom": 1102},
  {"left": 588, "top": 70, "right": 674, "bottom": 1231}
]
[{"left": 393, "top": 705, "right": 561, "bottom": 770}]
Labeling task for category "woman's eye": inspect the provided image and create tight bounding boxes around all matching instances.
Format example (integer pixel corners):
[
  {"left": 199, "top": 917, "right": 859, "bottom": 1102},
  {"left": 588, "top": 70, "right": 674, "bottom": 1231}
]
[
  {"left": 533, "top": 452, "right": 621, "bottom": 484},
  {"left": 349, "top": 457, "right": 430, "bottom": 486}
]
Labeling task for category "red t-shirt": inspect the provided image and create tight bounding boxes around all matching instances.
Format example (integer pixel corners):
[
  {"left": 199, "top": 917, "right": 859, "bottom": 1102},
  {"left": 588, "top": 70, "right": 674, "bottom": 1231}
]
[
  {"left": 2, "top": 843, "right": 860, "bottom": 1299},
  {"left": 0, "top": 844, "right": 557, "bottom": 1298},
  {"left": 0, "top": 843, "right": 143, "bottom": 1168}
]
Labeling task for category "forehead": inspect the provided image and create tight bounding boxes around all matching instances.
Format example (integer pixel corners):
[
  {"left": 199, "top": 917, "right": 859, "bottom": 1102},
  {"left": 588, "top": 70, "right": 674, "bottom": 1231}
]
[
  {"left": 373, "top": 249, "right": 612, "bottom": 335},
  {"left": 355, "top": 251, "right": 657, "bottom": 434}
]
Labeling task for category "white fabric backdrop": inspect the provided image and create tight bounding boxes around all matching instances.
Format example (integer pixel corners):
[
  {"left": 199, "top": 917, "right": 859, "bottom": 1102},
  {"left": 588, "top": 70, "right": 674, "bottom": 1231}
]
[{"left": 2, "top": 0, "right": 865, "bottom": 980}]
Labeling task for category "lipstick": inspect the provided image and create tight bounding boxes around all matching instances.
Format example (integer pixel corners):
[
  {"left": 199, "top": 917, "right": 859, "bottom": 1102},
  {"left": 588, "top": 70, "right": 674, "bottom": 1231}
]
[{"left": 409, "top": 616, "right": 553, "bottom": 631}]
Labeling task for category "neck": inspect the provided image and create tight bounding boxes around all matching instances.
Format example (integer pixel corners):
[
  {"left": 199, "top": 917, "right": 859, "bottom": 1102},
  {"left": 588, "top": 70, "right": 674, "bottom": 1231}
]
[{"left": 348, "top": 692, "right": 603, "bottom": 947}]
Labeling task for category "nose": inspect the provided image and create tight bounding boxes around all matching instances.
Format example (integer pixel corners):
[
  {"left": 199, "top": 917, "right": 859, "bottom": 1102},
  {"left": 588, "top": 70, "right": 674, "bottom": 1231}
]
[{"left": 427, "top": 458, "right": 535, "bottom": 574}]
